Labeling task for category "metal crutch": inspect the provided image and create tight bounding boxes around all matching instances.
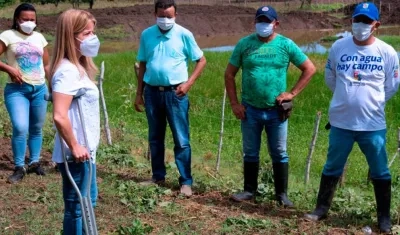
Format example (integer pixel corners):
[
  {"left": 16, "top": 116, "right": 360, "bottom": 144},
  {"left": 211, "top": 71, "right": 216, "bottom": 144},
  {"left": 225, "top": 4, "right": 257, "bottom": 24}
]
[{"left": 45, "top": 88, "right": 98, "bottom": 235}]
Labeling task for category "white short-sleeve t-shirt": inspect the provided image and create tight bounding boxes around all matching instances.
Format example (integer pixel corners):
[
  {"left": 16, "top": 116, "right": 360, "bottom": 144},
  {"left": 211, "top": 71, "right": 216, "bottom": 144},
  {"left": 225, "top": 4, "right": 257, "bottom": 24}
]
[
  {"left": 51, "top": 59, "right": 100, "bottom": 163},
  {"left": 0, "top": 29, "right": 48, "bottom": 85}
]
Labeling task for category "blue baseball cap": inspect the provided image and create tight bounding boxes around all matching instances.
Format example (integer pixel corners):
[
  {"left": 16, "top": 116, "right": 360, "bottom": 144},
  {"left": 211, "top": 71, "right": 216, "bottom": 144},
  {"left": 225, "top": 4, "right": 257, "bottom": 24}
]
[
  {"left": 255, "top": 6, "right": 278, "bottom": 21},
  {"left": 352, "top": 2, "right": 379, "bottom": 21}
]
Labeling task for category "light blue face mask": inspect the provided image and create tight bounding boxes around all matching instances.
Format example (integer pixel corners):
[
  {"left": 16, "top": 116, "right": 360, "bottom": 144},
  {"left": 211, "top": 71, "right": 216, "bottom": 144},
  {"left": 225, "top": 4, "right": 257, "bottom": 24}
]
[{"left": 255, "top": 23, "right": 274, "bottom": 38}]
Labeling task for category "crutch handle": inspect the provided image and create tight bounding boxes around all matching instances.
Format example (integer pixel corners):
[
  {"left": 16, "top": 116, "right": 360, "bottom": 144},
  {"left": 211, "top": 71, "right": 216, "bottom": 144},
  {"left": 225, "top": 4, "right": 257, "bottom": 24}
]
[
  {"left": 64, "top": 148, "right": 88, "bottom": 162},
  {"left": 45, "top": 88, "right": 87, "bottom": 102}
]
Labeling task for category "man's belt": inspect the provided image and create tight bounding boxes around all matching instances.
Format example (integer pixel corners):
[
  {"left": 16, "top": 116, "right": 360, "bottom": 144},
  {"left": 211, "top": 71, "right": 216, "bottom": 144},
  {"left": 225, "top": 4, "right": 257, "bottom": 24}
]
[{"left": 145, "top": 83, "right": 181, "bottom": 91}]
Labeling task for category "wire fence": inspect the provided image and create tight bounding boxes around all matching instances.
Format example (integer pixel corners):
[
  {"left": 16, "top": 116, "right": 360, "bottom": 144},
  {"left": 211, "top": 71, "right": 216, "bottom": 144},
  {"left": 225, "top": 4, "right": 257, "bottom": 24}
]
[
  {"left": 1, "top": 68, "right": 399, "bottom": 186},
  {"left": 95, "top": 71, "right": 399, "bottom": 169},
  {"left": 1, "top": 39, "right": 400, "bottom": 183},
  {"left": 95, "top": 84, "right": 400, "bottom": 187}
]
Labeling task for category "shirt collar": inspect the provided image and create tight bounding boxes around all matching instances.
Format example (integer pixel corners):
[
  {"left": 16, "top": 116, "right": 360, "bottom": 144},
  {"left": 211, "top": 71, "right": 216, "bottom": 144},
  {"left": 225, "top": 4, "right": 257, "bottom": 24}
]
[{"left": 155, "top": 25, "right": 175, "bottom": 39}]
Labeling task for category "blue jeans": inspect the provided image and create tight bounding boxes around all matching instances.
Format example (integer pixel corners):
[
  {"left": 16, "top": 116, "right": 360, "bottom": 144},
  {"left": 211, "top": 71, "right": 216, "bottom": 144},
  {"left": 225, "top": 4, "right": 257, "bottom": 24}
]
[
  {"left": 4, "top": 82, "right": 48, "bottom": 167},
  {"left": 58, "top": 162, "right": 97, "bottom": 235},
  {"left": 323, "top": 126, "right": 390, "bottom": 179},
  {"left": 241, "top": 102, "right": 288, "bottom": 163},
  {"left": 144, "top": 85, "right": 192, "bottom": 185}
]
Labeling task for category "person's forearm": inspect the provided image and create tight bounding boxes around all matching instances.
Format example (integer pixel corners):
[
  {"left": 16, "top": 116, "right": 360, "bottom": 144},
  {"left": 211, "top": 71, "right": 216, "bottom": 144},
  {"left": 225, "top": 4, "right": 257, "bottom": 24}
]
[
  {"left": 186, "top": 57, "right": 206, "bottom": 86},
  {"left": 44, "top": 64, "right": 51, "bottom": 92},
  {"left": 136, "top": 62, "right": 146, "bottom": 95},
  {"left": 54, "top": 115, "right": 79, "bottom": 150},
  {"left": 290, "top": 68, "right": 315, "bottom": 97},
  {"left": 384, "top": 81, "right": 400, "bottom": 102},
  {"left": 44, "top": 64, "right": 50, "bottom": 80},
  {"left": 225, "top": 73, "right": 239, "bottom": 105},
  {"left": 325, "top": 76, "right": 336, "bottom": 92},
  {"left": 0, "top": 61, "right": 12, "bottom": 74}
]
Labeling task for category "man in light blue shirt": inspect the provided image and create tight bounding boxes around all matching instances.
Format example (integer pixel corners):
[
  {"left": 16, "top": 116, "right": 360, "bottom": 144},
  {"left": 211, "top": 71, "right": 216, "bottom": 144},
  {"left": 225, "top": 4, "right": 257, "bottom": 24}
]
[{"left": 134, "top": 0, "right": 206, "bottom": 197}]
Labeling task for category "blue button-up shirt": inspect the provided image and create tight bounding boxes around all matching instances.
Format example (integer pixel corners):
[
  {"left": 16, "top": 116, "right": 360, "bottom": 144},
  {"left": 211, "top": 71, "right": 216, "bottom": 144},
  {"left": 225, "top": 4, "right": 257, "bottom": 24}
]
[{"left": 137, "top": 24, "right": 203, "bottom": 86}]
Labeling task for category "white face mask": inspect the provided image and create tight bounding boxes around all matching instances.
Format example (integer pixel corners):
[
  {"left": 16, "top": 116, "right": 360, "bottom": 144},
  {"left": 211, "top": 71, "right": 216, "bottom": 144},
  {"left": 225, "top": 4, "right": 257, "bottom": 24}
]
[
  {"left": 352, "top": 22, "right": 374, "bottom": 42},
  {"left": 77, "top": 35, "right": 100, "bottom": 57},
  {"left": 157, "top": 17, "right": 175, "bottom": 31},
  {"left": 255, "top": 23, "right": 274, "bottom": 38},
  {"left": 19, "top": 21, "right": 36, "bottom": 34}
]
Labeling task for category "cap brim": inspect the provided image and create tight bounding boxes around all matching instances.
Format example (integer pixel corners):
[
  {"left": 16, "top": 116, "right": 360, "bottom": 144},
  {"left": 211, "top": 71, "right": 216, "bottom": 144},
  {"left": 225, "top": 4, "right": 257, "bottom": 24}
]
[
  {"left": 352, "top": 12, "right": 377, "bottom": 21},
  {"left": 255, "top": 14, "right": 275, "bottom": 21}
]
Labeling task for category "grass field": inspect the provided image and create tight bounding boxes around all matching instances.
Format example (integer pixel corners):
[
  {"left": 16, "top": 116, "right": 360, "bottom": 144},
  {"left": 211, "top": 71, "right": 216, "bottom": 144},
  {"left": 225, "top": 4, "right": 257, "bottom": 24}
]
[
  {"left": 378, "top": 35, "right": 400, "bottom": 50},
  {"left": 1, "top": 49, "right": 400, "bottom": 234},
  {"left": 1, "top": 1, "right": 400, "bottom": 233}
]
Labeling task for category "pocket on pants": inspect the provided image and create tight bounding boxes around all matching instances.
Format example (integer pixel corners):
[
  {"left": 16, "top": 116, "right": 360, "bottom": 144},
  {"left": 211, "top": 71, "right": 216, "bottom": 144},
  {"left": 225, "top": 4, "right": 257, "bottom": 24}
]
[
  {"left": 173, "top": 91, "right": 187, "bottom": 101},
  {"left": 172, "top": 92, "right": 189, "bottom": 109},
  {"left": 4, "top": 83, "right": 18, "bottom": 96}
]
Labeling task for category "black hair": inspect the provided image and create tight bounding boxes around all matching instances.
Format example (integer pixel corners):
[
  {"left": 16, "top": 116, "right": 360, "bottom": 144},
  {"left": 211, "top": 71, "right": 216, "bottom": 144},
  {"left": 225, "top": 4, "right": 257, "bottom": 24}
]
[
  {"left": 11, "top": 3, "right": 36, "bottom": 30},
  {"left": 154, "top": 0, "right": 177, "bottom": 13}
]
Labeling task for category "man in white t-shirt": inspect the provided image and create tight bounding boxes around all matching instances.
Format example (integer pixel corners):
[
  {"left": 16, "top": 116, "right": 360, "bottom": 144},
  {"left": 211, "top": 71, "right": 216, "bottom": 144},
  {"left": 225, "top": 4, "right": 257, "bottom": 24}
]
[{"left": 304, "top": 2, "right": 399, "bottom": 233}]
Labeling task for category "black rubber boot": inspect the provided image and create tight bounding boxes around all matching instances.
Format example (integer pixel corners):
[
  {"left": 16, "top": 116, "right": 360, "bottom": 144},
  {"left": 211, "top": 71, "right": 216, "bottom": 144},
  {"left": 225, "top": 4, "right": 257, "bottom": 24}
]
[
  {"left": 372, "top": 179, "right": 391, "bottom": 233},
  {"left": 7, "top": 166, "right": 26, "bottom": 184},
  {"left": 272, "top": 162, "right": 293, "bottom": 207},
  {"left": 304, "top": 174, "right": 340, "bottom": 221},
  {"left": 231, "top": 161, "right": 259, "bottom": 202},
  {"left": 27, "top": 162, "right": 46, "bottom": 176}
]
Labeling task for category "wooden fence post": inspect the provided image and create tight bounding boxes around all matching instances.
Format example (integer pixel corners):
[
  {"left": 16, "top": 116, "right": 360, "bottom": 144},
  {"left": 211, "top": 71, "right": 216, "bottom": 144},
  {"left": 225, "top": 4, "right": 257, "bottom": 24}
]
[
  {"left": 215, "top": 88, "right": 227, "bottom": 172},
  {"left": 98, "top": 61, "right": 112, "bottom": 145},
  {"left": 388, "top": 127, "right": 400, "bottom": 168},
  {"left": 304, "top": 111, "right": 322, "bottom": 184},
  {"left": 339, "top": 163, "right": 347, "bottom": 187}
]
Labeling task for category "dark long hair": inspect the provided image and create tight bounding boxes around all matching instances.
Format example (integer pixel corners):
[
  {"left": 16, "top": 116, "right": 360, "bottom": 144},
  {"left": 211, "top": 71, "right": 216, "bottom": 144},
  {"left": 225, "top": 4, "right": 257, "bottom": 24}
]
[{"left": 11, "top": 3, "right": 37, "bottom": 30}]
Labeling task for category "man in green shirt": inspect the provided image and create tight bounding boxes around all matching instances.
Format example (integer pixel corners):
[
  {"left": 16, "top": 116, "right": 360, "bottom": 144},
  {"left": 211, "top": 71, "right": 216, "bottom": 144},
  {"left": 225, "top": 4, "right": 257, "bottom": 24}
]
[{"left": 225, "top": 6, "right": 316, "bottom": 206}]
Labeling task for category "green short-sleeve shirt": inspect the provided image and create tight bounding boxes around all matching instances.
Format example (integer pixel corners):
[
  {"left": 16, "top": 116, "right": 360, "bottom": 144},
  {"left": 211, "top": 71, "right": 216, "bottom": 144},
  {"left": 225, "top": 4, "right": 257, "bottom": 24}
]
[{"left": 229, "top": 34, "right": 307, "bottom": 108}]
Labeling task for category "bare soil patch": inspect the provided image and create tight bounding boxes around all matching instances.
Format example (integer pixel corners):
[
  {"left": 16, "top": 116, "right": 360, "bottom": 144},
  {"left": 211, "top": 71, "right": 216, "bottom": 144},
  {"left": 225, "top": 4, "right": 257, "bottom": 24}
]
[
  {"left": 1, "top": 2, "right": 399, "bottom": 43},
  {"left": 337, "top": 0, "right": 400, "bottom": 26},
  {"left": 0, "top": 137, "right": 53, "bottom": 179},
  {"left": 0, "top": 4, "right": 344, "bottom": 41}
]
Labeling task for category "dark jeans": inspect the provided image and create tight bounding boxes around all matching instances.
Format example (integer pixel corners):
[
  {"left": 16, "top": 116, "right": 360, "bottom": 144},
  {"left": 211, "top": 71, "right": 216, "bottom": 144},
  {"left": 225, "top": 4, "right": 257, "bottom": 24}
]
[{"left": 144, "top": 84, "right": 192, "bottom": 185}]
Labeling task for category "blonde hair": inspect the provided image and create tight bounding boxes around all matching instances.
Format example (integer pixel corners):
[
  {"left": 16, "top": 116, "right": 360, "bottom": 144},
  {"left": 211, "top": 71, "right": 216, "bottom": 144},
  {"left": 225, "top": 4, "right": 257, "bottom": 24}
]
[{"left": 49, "top": 9, "right": 98, "bottom": 85}]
